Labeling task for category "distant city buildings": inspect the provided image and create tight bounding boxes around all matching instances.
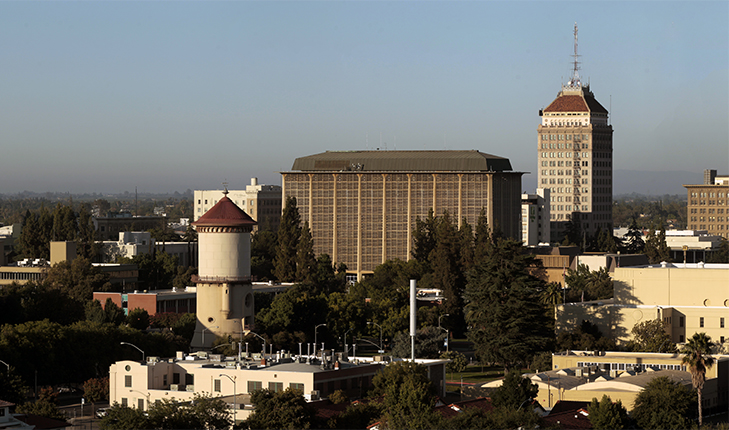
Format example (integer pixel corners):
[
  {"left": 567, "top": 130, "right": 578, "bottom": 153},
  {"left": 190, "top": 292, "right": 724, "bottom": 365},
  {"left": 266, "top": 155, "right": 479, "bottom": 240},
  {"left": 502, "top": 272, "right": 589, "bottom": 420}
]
[
  {"left": 282, "top": 150, "right": 523, "bottom": 281},
  {"left": 194, "top": 178, "right": 282, "bottom": 232},
  {"left": 537, "top": 24, "right": 613, "bottom": 242},
  {"left": 94, "top": 214, "right": 167, "bottom": 241},
  {"left": 684, "top": 169, "right": 729, "bottom": 238}
]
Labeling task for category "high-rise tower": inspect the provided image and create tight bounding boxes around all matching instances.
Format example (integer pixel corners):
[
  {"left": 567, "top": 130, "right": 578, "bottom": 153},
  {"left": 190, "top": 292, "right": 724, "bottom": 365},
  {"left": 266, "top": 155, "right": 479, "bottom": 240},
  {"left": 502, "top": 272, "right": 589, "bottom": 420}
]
[
  {"left": 190, "top": 190, "right": 257, "bottom": 350},
  {"left": 537, "top": 24, "right": 613, "bottom": 242}
]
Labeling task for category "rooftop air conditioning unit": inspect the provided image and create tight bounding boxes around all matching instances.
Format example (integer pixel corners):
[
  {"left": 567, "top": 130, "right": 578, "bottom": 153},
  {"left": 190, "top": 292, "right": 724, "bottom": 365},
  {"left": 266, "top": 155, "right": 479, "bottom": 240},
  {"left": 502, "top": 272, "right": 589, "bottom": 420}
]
[
  {"left": 310, "top": 390, "right": 320, "bottom": 401},
  {"left": 170, "top": 384, "right": 180, "bottom": 391}
]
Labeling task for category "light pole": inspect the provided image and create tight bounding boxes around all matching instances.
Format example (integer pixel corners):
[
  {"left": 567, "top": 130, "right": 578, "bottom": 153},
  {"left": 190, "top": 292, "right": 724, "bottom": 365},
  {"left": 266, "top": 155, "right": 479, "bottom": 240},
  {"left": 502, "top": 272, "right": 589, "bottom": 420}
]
[
  {"left": 219, "top": 374, "right": 237, "bottom": 425},
  {"left": 129, "top": 389, "right": 150, "bottom": 410},
  {"left": 314, "top": 324, "right": 326, "bottom": 356},
  {"left": 367, "top": 321, "right": 383, "bottom": 352},
  {"left": 247, "top": 331, "right": 267, "bottom": 357},
  {"left": 344, "top": 328, "right": 352, "bottom": 354},
  {"left": 202, "top": 326, "right": 219, "bottom": 349},
  {"left": 438, "top": 314, "right": 450, "bottom": 352},
  {"left": 0, "top": 360, "right": 9, "bottom": 374},
  {"left": 438, "top": 314, "right": 450, "bottom": 330},
  {"left": 120, "top": 342, "right": 145, "bottom": 363}
]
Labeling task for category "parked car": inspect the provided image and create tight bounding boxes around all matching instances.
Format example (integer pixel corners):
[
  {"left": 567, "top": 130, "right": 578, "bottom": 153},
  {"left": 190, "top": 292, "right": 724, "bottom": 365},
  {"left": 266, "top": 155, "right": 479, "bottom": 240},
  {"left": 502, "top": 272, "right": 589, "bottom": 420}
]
[{"left": 96, "top": 408, "right": 108, "bottom": 418}]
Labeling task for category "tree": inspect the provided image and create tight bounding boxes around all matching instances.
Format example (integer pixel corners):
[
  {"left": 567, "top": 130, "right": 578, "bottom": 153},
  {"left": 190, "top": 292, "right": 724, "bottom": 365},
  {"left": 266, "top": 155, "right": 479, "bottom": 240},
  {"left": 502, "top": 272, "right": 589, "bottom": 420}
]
[
  {"left": 555, "top": 320, "right": 616, "bottom": 352},
  {"left": 146, "top": 394, "right": 230, "bottom": 430},
  {"left": 274, "top": 197, "right": 301, "bottom": 282},
  {"left": 428, "top": 211, "right": 466, "bottom": 335},
  {"left": 681, "top": 332, "right": 715, "bottom": 426},
  {"left": 440, "top": 350, "right": 467, "bottom": 381},
  {"left": 708, "top": 237, "right": 729, "bottom": 263},
  {"left": 491, "top": 371, "right": 538, "bottom": 410},
  {"left": 0, "top": 367, "right": 28, "bottom": 405},
  {"left": 100, "top": 403, "right": 150, "bottom": 430},
  {"left": 473, "top": 208, "right": 492, "bottom": 263},
  {"left": 83, "top": 376, "right": 109, "bottom": 411},
  {"left": 45, "top": 256, "right": 111, "bottom": 301},
  {"left": 464, "top": 238, "right": 551, "bottom": 369},
  {"left": 391, "top": 326, "right": 445, "bottom": 359},
  {"left": 411, "top": 209, "right": 438, "bottom": 263},
  {"left": 587, "top": 395, "right": 629, "bottom": 430},
  {"left": 644, "top": 222, "right": 671, "bottom": 264},
  {"left": 16, "top": 386, "right": 66, "bottom": 420},
  {"left": 126, "top": 308, "right": 150, "bottom": 330},
  {"left": 372, "top": 362, "right": 441, "bottom": 430},
  {"left": 564, "top": 264, "right": 612, "bottom": 302},
  {"left": 245, "top": 388, "right": 315, "bottom": 430},
  {"left": 623, "top": 217, "right": 645, "bottom": 254},
  {"left": 631, "top": 376, "right": 695, "bottom": 429},
  {"left": 630, "top": 319, "right": 676, "bottom": 353},
  {"left": 252, "top": 229, "right": 277, "bottom": 281},
  {"left": 295, "top": 222, "right": 316, "bottom": 283}
]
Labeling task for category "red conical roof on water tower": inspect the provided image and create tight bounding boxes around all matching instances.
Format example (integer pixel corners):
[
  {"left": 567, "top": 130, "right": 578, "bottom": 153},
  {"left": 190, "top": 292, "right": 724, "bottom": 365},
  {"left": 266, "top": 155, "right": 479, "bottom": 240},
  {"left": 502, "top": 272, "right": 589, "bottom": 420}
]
[{"left": 192, "top": 191, "right": 256, "bottom": 228}]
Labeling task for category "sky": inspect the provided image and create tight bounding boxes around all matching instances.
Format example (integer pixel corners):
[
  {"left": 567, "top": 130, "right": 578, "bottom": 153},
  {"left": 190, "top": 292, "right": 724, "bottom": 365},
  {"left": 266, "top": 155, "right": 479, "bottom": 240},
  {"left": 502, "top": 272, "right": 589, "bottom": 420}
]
[{"left": 1, "top": 1, "right": 727, "bottom": 195}]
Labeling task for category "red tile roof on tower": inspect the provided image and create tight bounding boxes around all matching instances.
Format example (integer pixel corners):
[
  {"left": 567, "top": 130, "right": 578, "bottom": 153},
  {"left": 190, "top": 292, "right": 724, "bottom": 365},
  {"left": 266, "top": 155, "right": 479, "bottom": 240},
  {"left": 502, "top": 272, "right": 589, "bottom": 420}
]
[
  {"left": 192, "top": 194, "right": 256, "bottom": 228},
  {"left": 544, "top": 95, "right": 589, "bottom": 112}
]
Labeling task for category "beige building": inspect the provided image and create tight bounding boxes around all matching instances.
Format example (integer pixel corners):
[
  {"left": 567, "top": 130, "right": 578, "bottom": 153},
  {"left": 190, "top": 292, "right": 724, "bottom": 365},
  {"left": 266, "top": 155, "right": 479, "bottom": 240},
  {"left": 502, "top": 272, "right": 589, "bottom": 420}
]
[
  {"left": 537, "top": 25, "right": 613, "bottom": 242},
  {"left": 685, "top": 170, "right": 729, "bottom": 238},
  {"left": 521, "top": 189, "right": 551, "bottom": 246},
  {"left": 536, "top": 351, "right": 726, "bottom": 412},
  {"left": 194, "top": 178, "right": 282, "bottom": 232},
  {"left": 282, "top": 150, "right": 523, "bottom": 281},
  {"left": 109, "top": 352, "right": 447, "bottom": 423},
  {"left": 557, "top": 262, "right": 729, "bottom": 345}
]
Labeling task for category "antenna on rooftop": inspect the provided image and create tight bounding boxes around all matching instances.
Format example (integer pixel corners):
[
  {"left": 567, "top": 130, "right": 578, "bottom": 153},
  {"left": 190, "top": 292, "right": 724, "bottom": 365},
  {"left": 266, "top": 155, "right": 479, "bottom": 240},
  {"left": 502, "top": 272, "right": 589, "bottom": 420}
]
[
  {"left": 567, "top": 22, "right": 581, "bottom": 88},
  {"left": 222, "top": 180, "right": 229, "bottom": 195}
]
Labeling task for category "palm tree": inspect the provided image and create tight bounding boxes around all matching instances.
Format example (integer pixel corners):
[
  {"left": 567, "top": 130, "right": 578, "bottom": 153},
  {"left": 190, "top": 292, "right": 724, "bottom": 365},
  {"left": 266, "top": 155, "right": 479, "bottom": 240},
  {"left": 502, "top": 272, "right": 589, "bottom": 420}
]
[{"left": 681, "top": 332, "right": 715, "bottom": 426}]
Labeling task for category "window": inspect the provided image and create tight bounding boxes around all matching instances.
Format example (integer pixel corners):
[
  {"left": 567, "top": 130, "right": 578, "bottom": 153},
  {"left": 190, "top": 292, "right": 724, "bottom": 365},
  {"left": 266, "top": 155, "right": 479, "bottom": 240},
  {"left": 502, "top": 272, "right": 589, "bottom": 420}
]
[
  {"left": 163, "top": 375, "right": 168, "bottom": 386},
  {"left": 185, "top": 374, "right": 194, "bottom": 386},
  {"left": 121, "top": 398, "right": 128, "bottom": 407},
  {"left": 248, "top": 381, "right": 262, "bottom": 393},
  {"left": 290, "top": 383, "right": 305, "bottom": 392},
  {"left": 173, "top": 373, "right": 180, "bottom": 384},
  {"left": 700, "top": 317, "right": 704, "bottom": 328},
  {"left": 721, "top": 318, "right": 724, "bottom": 328},
  {"left": 214, "top": 379, "right": 221, "bottom": 392},
  {"left": 269, "top": 382, "right": 283, "bottom": 393},
  {"left": 138, "top": 399, "right": 145, "bottom": 410},
  {"left": 125, "top": 375, "right": 132, "bottom": 388}
]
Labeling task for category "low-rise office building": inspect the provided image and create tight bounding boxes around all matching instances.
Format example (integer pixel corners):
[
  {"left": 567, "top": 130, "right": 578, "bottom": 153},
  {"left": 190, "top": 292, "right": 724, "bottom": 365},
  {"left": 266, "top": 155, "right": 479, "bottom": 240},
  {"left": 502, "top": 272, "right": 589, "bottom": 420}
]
[{"left": 110, "top": 352, "right": 447, "bottom": 423}]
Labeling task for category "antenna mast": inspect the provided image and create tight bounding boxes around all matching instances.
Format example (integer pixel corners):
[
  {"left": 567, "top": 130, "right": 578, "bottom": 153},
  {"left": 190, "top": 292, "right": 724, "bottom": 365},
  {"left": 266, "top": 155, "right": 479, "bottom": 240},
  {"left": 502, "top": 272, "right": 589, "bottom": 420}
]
[{"left": 568, "top": 23, "right": 581, "bottom": 88}]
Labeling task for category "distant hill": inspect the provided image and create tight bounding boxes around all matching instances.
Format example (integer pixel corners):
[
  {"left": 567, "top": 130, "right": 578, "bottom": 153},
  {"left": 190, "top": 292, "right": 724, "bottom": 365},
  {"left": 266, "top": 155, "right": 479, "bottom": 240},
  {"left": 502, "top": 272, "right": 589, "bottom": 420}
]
[{"left": 613, "top": 169, "right": 700, "bottom": 196}]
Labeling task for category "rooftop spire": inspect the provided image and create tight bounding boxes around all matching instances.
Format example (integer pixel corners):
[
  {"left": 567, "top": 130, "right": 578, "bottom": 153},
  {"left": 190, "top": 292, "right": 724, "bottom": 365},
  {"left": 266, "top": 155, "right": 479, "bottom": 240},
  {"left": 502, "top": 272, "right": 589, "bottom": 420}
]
[{"left": 567, "top": 22, "right": 581, "bottom": 89}]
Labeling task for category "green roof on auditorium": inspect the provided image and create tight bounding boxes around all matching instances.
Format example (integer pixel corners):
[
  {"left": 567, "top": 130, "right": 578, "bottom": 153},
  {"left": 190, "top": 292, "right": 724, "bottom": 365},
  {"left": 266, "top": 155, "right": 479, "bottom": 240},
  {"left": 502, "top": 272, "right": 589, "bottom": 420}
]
[{"left": 289, "top": 150, "right": 513, "bottom": 172}]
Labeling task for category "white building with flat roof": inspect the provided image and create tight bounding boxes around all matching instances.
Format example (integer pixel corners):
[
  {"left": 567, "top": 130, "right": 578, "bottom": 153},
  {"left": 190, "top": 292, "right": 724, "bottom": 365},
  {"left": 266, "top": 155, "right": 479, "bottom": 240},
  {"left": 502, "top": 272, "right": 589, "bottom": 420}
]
[{"left": 194, "top": 178, "right": 282, "bottom": 231}]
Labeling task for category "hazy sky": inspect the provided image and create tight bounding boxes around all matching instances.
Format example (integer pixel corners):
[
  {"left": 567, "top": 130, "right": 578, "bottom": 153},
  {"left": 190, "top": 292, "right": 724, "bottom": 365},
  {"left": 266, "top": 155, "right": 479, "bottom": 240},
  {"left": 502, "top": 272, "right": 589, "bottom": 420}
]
[{"left": 1, "top": 1, "right": 727, "bottom": 194}]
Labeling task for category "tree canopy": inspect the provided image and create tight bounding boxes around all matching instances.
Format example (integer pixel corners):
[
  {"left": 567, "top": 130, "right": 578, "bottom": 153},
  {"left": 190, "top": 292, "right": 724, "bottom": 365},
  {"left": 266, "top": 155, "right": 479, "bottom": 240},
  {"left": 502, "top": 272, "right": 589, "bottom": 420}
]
[
  {"left": 631, "top": 376, "right": 695, "bottom": 430},
  {"left": 464, "top": 237, "right": 551, "bottom": 369}
]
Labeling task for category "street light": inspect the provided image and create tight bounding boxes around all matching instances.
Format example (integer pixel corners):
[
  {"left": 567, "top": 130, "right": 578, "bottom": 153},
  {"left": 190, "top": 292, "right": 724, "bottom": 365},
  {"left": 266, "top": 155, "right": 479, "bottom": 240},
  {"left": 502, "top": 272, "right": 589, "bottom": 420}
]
[
  {"left": 438, "top": 314, "right": 450, "bottom": 352},
  {"left": 202, "top": 326, "right": 219, "bottom": 349},
  {"left": 344, "top": 328, "right": 352, "bottom": 354},
  {"left": 129, "top": 389, "right": 150, "bottom": 410},
  {"left": 438, "top": 314, "right": 450, "bottom": 330},
  {"left": 219, "top": 374, "right": 237, "bottom": 425},
  {"left": 120, "top": 342, "right": 145, "bottom": 363},
  {"left": 367, "top": 321, "right": 383, "bottom": 352},
  {"left": 314, "top": 324, "right": 326, "bottom": 356},
  {"left": 0, "top": 360, "right": 9, "bottom": 374},
  {"left": 247, "top": 331, "right": 267, "bottom": 356}
]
